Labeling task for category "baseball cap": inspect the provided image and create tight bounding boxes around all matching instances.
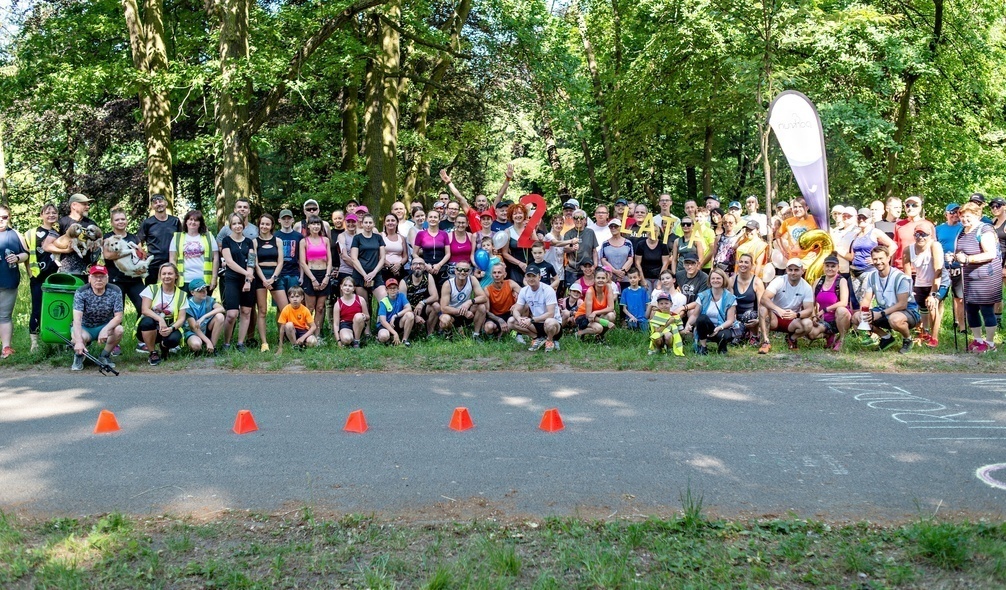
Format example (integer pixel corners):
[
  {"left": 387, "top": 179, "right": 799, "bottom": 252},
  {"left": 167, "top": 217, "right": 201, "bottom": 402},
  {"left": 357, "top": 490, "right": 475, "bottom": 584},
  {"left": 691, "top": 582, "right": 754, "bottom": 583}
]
[
  {"left": 150, "top": 194, "right": 166, "bottom": 202},
  {"left": 568, "top": 282, "right": 583, "bottom": 292},
  {"left": 905, "top": 196, "right": 922, "bottom": 205},
  {"left": 524, "top": 266, "right": 539, "bottom": 276},
  {"left": 776, "top": 201, "right": 790, "bottom": 209},
  {"left": 682, "top": 252, "right": 699, "bottom": 263},
  {"left": 384, "top": 278, "right": 398, "bottom": 287},
  {"left": 563, "top": 198, "right": 580, "bottom": 209},
  {"left": 914, "top": 227, "right": 930, "bottom": 237},
  {"left": 614, "top": 198, "right": 629, "bottom": 206},
  {"left": 345, "top": 214, "right": 359, "bottom": 223},
  {"left": 786, "top": 258, "right": 804, "bottom": 269},
  {"left": 608, "top": 218, "right": 622, "bottom": 227},
  {"left": 303, "top": 198, "right": 319, "bottom": 208},
  {"left": 479, "top": 209, "right": 494, "bottom": 218},
  {"left": 945, "top": 203, "right": 960, "bottom": 212},
  {"left": 578, "top": 259, "right": 595, "bottom": 267},
  {"left": 857, "top": 207, "right": 872, "bottom": 218},
  {"left": 970, "top": 193, "right": 986, "bottom": 204},
  {"left": 831, "top": 204, "right": 845, "bottom": 213},
  {"left": 495, "top": 201, "right": 508, "bottom": 209},
  {"left": 823, "top": 254, "right": 840, "bottom": 265},
  {"left": 992, "top": 197, "right": 1006, "bottom": 207},
  {"left": 744, "top": 219, "right": 759, "bottom": 230},
  {"left": 279, "top": 209, "right": 294, "bottom": 219},
  {"left": 188, "top": 278, "right": 208, "bottom": 291},
  {"left": 345, "top": 198, "right": 360, "bottom": 207},
  {"left": 355, "top": 205, "right": 369, "bottom": 214},
  {"left": 68, "top": 193, "right": 92, "bottom": 204},
  {"left": 843, "top": 206, "right": 857, "bottom": 217},
  {"left": 656, "top": 292, "right": 671, "bottom": 302},
  {"left": 88, "top": 264, "right": 108, "bottom": 275},
  {"left": 500, "top": 199, "right": 514, "bottom": 207},
  {"left": 728, "top": 201, "right": 741, "bottom": 210}
]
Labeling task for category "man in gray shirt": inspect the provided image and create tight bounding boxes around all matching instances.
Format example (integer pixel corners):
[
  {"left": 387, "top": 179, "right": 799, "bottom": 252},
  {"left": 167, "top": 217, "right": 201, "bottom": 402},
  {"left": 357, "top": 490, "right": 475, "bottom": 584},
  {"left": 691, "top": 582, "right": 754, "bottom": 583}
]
[{"left": 71, "top": 265, "right": 124, "bottom": 370}]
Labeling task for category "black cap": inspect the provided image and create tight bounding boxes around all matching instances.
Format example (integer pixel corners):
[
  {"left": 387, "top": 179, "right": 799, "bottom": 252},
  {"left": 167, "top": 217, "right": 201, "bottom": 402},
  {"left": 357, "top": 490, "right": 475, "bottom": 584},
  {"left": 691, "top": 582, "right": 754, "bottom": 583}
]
[
  {"left": 970, "top": 192, "right": 986, "bottom": 204},
  {"left": 823, "top": 253, "right": 840, "bottom": 265},
  {"left": 991, "top": 197, "right": 1006, "bottom": 207},
  {"left": 682, "top": 253, "right": 699, "bottom": 263}
]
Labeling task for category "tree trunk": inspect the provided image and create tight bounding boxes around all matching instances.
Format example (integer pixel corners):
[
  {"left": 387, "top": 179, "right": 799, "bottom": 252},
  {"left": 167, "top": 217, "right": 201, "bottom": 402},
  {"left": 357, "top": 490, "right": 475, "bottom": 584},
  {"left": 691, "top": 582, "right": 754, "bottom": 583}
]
[
  {"left": 686, "top": 166, "right": 697, "bottom": 202},
  {"left": 363, "top": 2, "right": 401, "bottom": 216},
  {"left": 575, "top": 3, "right": 617, "bottom": 199},
  {"left": 702, "top": 123, "right": 713, "bottom": 197},
  {"left": 0, "top": 121, "right": 7, "bottom": 207},
  {"left": 341, "top": 75, "right": 359, "bottom": 172},
  {"left": 123, "top": 0, "right": 174, "bottom": 210},
  {"left": 214, "top": 0, "right": 252, "bottom": 226},
  {"left": 574, "top": 114, "right": 603, "bottom": 206},
  {"left": 541, "top": 117, "right": 568, "bottom": 195}
]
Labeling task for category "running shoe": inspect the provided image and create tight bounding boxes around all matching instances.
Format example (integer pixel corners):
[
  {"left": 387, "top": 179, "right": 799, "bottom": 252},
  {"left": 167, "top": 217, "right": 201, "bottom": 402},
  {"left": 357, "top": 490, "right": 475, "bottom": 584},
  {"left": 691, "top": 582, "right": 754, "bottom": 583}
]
[
  {"left": 973, "top": 340, "right": 990, "bottom": 354},
  {"left": 136, "top": 342, "right": 149, "bottom": 354},
  {"left": 514, "top": 334, "right": 526, "bottom": 344},
  {"left": 758, "top": 342, "right": 771, "bottom": 354},
  {"left": 825, "top": 333, "right": 836, "bottom": 349},
  {"left": 98, "top": 351, "right": 115, "bottom": 369},
  {"left": 544, "top": 340, "right": 555, "bottom": 352},
  {"left": 71, "top": 354, "right": 84, "bottom": 371},
  {"left": 831, "top": 337, "right": 843, "bottom": 352},
  {"left": 878, "top": 335, "right": 896, "bottom": 351},
  {"left": 967, "top": 340, "right": 981, "bottom": 353},
  {"left": 110, "top": 345, "right": 122, "bottom": 357},
  {"left": 925, "top": 334, "right": 939, "bottom": 348},
  {"left": 528, "top": 337, "right": 546, "bottom": 351},
  {"left": 898, "top": 338, "right": 913, "bottom": 354},
  {"left": 647, "top": 349, "right": 656, "bottom": 356},
  {"left": 403, "top": 340, "right": 412, "bottom": 348},
  {"left": 148, "top": 351, "right": 162, "bottom": 366},
  {"left": 697, "top": 345, "right": 708, "bottom": 355},
  {"left": 235, "top": 343, "right": 247, "bottom": 353},
  {"left": 260, "top": 343, "right": 270, "bottom": 352},
  {"left": 786, "top": 335, "right": 798, "bottom": 350},
  {"left": 1, "top": 346, "right": 14, "bottom": 359}
]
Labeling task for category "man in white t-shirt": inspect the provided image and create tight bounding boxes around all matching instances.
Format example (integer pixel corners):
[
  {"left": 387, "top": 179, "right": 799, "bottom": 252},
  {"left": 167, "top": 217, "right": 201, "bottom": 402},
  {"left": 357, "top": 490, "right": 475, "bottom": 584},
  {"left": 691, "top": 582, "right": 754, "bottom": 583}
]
[
  {"left": 512, "top": 268, "right": 562, "bottom": 351},
  {"left": 760, "top": 258, "right": 815, "bottom": 353}
]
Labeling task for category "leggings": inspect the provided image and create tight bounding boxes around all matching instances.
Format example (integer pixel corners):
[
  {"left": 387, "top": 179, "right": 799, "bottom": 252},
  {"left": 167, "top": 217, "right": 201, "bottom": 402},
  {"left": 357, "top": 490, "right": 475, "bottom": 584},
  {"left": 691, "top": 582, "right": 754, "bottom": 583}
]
[
  {"left": 138, "top": 316, "right": 183, "bottom": 348},
  {"left": 965, "top": 303, "right": 996, "bottom": 329},
  {"left": 695, "top": 314, "right": 731, "bottom": 347},
  {"left": 29, "top": 276, "right": 46, "bottom": 334},
  {"left": 113, "top": 280, "right": 145, "bottom": 317}
]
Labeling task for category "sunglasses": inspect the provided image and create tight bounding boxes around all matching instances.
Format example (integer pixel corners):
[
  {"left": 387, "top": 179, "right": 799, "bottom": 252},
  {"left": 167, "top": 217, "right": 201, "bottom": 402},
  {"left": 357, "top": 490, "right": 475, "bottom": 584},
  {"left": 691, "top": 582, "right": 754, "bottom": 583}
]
[
  {"left": 573, "top": 217, "right": 586, "bottom": 220},
  {"left": 456, "top": 268, "right": 471, "bottom": 273},
  {"left": 305, "top": 207, "right": 319, "bottom": 212},
  {"left": 857, "top": 215, "right": 868, "bottom": 221},
  {"left": 914, "top": 232, "right": 928, "bottom": 238},
  {"left": 993, "top": 204, "right": 1005, "bottom": 209},
  {"left": 906, "top": 203, "right": 920, "bottom": 208},
  {"left": 681, "top": 223, "right": 693, "bottom": 227}
]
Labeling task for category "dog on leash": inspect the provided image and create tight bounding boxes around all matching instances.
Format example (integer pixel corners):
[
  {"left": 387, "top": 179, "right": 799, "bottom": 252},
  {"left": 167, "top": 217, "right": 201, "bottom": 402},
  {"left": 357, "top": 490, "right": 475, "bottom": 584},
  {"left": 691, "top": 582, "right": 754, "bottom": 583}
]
[{"left": 103, "top": 235, "right": 150, "bottom": 279}]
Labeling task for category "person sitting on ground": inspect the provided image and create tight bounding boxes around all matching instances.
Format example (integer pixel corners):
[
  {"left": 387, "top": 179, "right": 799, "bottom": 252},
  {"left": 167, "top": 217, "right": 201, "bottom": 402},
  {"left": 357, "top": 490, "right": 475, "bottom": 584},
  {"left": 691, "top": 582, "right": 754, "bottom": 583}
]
[
  {"left": 575, "top": 267, "right": 616, "bottom": 340},
  {"left": 377, "top": 278, "right": 414, "bottom": 346},
  {"left": 70, "top": 264, "right": 123, "bottom": 371},
  {"left": 183, "top": 278, "right": 224, "bottom": 355},
  {"left": 512, "top": 266, "right": 562, "bottom": 351},
  {"left": 483, "top": 263, "right": 519, "bottom": 339},
  {"left": 648, "top": 292, "right": 685, "bottom": 357},
  {"left": 620, "top": 267, "right": 649, "bottom": 331},
  {"left": 139, "top": 263, "right": 189, "bottom": 366},
  {"left": 331, "top": 276, "right": 368, "bottom": 348},
  {"left": 438, "top": 261, "right": 487, "bottom": 338},
  {"left": 809, "top": 253, "right": 852, "bottom": 351},
  {"left": 400, "top": 257, "right": 440, "bottom": 337},
  {"left": 560, "top": 281, "right": 582, "bottom": 332},
  {"left": 728, "top": 253, "right": 767, "bottom": 347},
  {"left": 852, "top": 245, "right": 921, "bottom": 354},
  {"left": 675, "top": 252, "right": 709, "bottom": 304},
  {"left": 760, "top": 258, "right": 815, "bottom": 353},
  {"left": 276, "top": 286, "right": 317, "bottom": 353},
  {"left": 684, "top": 267, "right": 738, "bottom": 355}
]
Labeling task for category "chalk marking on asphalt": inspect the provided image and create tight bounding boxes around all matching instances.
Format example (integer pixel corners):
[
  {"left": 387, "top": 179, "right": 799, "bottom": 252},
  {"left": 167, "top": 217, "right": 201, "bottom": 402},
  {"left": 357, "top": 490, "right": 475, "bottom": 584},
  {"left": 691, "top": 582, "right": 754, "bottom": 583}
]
[
  {"left": 931, "top": 438, "right": 1006, "bottom": 441},
  {"left": 976, "top": 464, "right": 1006, "bottom": 490}
]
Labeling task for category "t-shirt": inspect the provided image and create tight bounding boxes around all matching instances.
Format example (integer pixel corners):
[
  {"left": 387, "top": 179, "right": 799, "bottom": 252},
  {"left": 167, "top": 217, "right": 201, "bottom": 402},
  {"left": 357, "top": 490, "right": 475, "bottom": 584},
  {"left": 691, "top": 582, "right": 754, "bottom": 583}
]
[
  {"left": 139, "top": 284, "right": 189, "bottom": 320},
  {"left": 600, "top": 240, "right": 634, "bottom": 275},
  {"left": 490, "top": 220, "right": 512, "bottom": 233},
  {"left": 935, "top": 223, "right": 962, "bottom": 267},
  {"left": 138, "top": 215, "right": 182, "bottom": 262},
  {"left": 875, "top": 220, "right": 896, "bottom": 239},
  {"left": 892, "top": 218, "right": 936, "bottom": 269},
  {"left": 562, "top": 227, "right": 599, "bottom": 273},
  {"left": 73, "top": 284, "right": 123, "bottom": 328},
  {"left": 57, "top": 215, "right": 101, "bottom": 275},
  {"left": 516, "top": 283, "right": 560, "bottom": 321},
  {"left": 778, "top": 216, "right": 817, "bottom": 259},
  {"left": 378, "top": 292, "right": 410, "bottom": 319},
  {"left": 864, "top": 268, "right": 918, "bottom": 312},
  {"left": 351, "top": 233, "right": 385, "bottom": 273},
  {"left": 0, "top": 230, "right": 24, "bottom": 290},
  {"left": 766, "top": 276, "right": 814, "bottom": 311},
  {"left": 674, "top": 270, "right": 708, "bottom": 304},
  {"left": 526, "top": 261, "right": 557, "bottom": 287},
  {"left": 620, "top": 285, "right": 648, "bottom": 319},
  {"left": 221, "top": 235, "right": 252, "bottom": 281},
  {"left": 179, "top": 233, "right": 219, "bottom": 284},
  {"left": 415, "top": 230, "right": 449, "bottom": 266},
  {"left": 636, "top": 240, "right": 669, "bottom": 279},
  {"left": 649, "top": 289, "right": 687, "bottom": 314},
  {"left": 186, "top": 295, "right": 218, "bottom": 326},
  {"left": 278, "top": 303, "right": 314, "bottom": 330},
  {"left": 276, "top": 229, "right": 303, "bottom": 277}
]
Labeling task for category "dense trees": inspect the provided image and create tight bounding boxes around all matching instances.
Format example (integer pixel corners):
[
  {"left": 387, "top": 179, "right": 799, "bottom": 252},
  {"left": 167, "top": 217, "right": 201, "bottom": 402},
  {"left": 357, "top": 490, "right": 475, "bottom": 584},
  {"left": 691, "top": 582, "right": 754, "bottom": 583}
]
[{"left": 0, "top": 0, "right": 1004, "bottom": 224}]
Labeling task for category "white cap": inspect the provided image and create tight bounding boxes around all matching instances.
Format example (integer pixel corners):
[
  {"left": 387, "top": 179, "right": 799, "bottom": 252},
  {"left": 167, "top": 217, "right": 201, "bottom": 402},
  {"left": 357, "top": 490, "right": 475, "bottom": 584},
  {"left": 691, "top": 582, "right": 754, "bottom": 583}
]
[
  {"left": 843, "top": 206, "right": 857, "bottom": 217},
  {"left": 786, "top": 258, "right": 804, "bottom": 269},
  {"left": 831, "top": 204, "right": 844, "bottom": 213},
  {"left": 563, "top": 198, "right": 580, "bottom": 209}
]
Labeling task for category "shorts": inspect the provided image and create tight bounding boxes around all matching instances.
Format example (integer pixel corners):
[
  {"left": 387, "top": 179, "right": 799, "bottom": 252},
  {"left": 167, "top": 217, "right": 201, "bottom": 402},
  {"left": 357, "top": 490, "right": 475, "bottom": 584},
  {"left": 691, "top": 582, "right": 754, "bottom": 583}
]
[
  {"left": 532, "top": 321, "right": 561, "bottom": 340},
  {"left": 449, "top": 313, "right": 473, "bottom": 328},
  {"left": 913, "top": 286, "right": 935, "bottom": 313},
  {"left": 81, "top": 323, "right": 107, "bottom": 341},
  {"left": 772, "top": 315, "right": 795, "bottom": 332},
  {"left": 873, "top": 309, "right": 920, "bottom": 330},
  {"left": 382, "top": 315, "right": 406, "bottom": 331},
  {"left": 275, "top": 274, "right": 301, "bottom": 293},
  {"left": 485, "top": 313, "right": 512, "bottom": 331},
  {"left": 253, "top": 266, "right": 280, "bottom": 291},
  {"left": 303, "top": 269, "right": 331, "bottom": 297},
  {"left": 223, "top": 277, "right": 255, "bottom": 310},
  {"left": 294, "top": 328, "right": 310, "bottom": 340},
  {"left": 738, "top": 309, "right": 759, "bottom": 325},
  {"left": 575, "top": 315, "right": 589, "bottom": 330},
  {"left": 821, "top": 319, "right": 838, "bottom": 335},
  {"left": 352, "top": 270, "right": 385, "bottom": 292},
  {"left": 0, "top": 288, "right": 15, "bottom": 324},
  {"left": 338, "top": 320, "right": 355, "bottom": 331}
]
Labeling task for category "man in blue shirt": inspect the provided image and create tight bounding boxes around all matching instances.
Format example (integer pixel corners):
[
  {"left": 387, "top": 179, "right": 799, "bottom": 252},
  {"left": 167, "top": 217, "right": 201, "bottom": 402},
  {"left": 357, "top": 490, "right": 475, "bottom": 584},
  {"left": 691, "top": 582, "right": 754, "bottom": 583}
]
[{"left": 935, "top": 203, "right": 964, "bottom": 331}]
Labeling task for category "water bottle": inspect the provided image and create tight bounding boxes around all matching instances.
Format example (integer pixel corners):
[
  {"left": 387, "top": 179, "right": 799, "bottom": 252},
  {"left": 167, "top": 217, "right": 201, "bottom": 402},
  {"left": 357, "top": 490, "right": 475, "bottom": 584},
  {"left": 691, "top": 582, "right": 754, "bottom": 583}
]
[
  {"left": 5, "top": 249, "right": 14, "bottom": 269},
  {"left": 247, "top": 249, "right": 256, "bottom": 269}
]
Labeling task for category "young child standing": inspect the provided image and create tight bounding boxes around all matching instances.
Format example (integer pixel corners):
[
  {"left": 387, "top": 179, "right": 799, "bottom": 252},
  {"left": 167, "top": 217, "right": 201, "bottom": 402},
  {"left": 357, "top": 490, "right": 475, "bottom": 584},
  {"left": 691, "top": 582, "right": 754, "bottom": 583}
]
[
  {"left": 620, "top": 267, "right": 649, "bottom": 330},
  {"left": 277, "top": 286, "right": 318, "bottom": 352},
  {"left": 649, "top": 292, "right": 685, "bottom": 356},
  {"left": 477, "top": 235, "right": 503, "bottom": 289},
  {"left": 526, "top": 241, "right": 560, "bottom": 291}
]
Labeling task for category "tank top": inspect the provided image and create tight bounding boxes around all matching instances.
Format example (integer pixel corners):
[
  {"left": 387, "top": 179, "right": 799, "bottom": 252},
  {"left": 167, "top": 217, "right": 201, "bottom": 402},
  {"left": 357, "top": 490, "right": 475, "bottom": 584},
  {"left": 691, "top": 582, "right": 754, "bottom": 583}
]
[
  {"left": 714, "top": 232, "right": 742, "bottom": 270},
  {"left": 255, "top": 236, "right": 279, "bottom": 266},
  {"left": 449, "top": 232, "right": 473, "bottom": 264},
  {"left": 576, "top": 285, "right": 611, "bottom": 317},
  {"left": 404, "top": 273, "right": 430, "bottom": 306},
  {"left": 850, "top": 231, "right": 878, "bottom": 271},
  {"left": 731, "top": 275, "right": 757, "bottom": 314},
  {"left": 507, "top": 226, "right": 531, "bottom": 264},
  {"left": 336, "top": 295, "right": 363, "bottom": 322},
  {"left": 909, "top": 243, "right": 935, "bottom": 287},
  {"left": 304, "top": 236, "right": 327, "bottom": 262},
  {"left": 486, "top": 281, "right": 516, "bottom": 316},
  {"left": 337, "top": 232, "right": 356, "bottom": 275},
  {"left": 448, "top": 276, "right": 474, "bottom": 308},
  {"left": 383, "top": 233, "right": 406, "bottom": 265},
  {"left": 814, "top": 276, "right": 841, "bottom": 322}
]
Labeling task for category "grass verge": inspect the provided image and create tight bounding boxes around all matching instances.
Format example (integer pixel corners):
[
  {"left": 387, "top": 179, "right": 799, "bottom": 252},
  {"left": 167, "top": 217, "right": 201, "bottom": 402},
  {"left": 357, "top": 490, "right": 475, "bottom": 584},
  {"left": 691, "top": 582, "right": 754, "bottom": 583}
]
[{"left": 2, "top": 509, "right": 1005, "bottom": 588}]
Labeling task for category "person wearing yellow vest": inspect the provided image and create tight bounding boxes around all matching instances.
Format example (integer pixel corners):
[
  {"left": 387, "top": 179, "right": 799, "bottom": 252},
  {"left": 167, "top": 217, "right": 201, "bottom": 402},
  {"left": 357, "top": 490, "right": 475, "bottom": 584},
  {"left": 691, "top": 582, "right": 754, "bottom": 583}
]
[
  {"left": 27, "top": 203, "right": 60, "bottom": 352},
  {"left": 138, "top": 263, "right": 189, "bottom": 366},
  {"left": 169, "top": 210, "right": 218, "bottom": 294}
]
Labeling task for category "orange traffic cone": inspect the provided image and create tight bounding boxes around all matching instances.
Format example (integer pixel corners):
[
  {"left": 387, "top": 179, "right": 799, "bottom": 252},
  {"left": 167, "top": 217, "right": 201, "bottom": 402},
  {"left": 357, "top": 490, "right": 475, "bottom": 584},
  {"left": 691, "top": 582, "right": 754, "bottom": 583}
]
[
  {"left": 539, "top": 408, "right": 564, "bottom": 432},
  {"left": 93, "top": 409, "right": 120, "bottom": 434},
  {"left": 449, "top": 407, "right": 474, "bottom": 431},
  {"left": 232, "top": 410, "right": 259, "bottom": 434},
  {"left": 344, "top": 409, "right": 368, "bottom": 433}
]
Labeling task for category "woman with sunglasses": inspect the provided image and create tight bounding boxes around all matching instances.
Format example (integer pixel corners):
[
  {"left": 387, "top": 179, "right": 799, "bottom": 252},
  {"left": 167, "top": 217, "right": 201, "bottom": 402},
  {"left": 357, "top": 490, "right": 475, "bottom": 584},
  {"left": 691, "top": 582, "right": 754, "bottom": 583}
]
[
  {"left": 844, "top": 207, "right": 895, "bottom": 305},
  {"left": 673, "top": 217, "right": 705, "bottom": 275},
  {"left": 955, "top": 202, "right": 1002, "bottom": 352}
]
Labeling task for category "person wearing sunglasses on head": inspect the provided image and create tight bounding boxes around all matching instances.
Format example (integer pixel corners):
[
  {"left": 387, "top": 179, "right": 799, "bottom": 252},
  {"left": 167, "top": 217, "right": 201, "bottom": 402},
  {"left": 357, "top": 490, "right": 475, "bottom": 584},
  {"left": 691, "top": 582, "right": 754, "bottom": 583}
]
[{"left": 892, "top": 195, "right": 936, "bottom": 270}]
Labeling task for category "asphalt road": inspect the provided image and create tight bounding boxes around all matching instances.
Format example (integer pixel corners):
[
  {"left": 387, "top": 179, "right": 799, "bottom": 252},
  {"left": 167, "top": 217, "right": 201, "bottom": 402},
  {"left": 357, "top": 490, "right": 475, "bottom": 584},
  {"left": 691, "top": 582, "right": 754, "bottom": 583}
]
[{"left": 2, "top": 371, "right": 1005, "bottom": 521}]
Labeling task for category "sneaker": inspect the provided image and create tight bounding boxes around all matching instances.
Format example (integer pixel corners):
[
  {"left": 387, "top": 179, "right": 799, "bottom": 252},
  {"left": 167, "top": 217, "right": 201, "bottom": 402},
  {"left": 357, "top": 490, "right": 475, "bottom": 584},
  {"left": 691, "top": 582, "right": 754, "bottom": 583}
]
[
  {"left": 825, "top": 333, "right": 836, "bottom": 349},
  {"left": 925, "top": 334, "right": 939, "bottom": 348},
  {"left": 1, "top": 346, "right": 13, "bottom": 359},
  {"left": 148, "top": 351, "right": 162, "bottom": 366},
  {"left": 222, "top": 343, "right": 231, "bottom": 352},
  {"left": 514, "top": 334, "right": 526, "bottom": 344},
  {"left": 967, "top": 340, "right": 981, "bottom": 353},
  {"left": 403, "top": 340, "right": 411, "bottom": 348},
  {"left": 553, "top": 341, "right": 560, "bottom": 351},
  {"left": 135, "top": 342, "right": 149, "bottom": 354},
  {"left": 545, "top": 340, "right": 555, "bottom": 352},
  {"left": 648, "top": 349, "right": 656, "bottom": 356},
  {"left": 987, "top": 342, "right": 998, "bottom": 353},
  {"left": 169, "top": 346, "right": 182, "bottom": 354},
  {"left": 472, "top": 333, "right": 483, "bottom": 342},
  {"left": 898, "top": 338, "right": 913, "bottom": 354},
  {"left": 973, "top": 340, "right": 990, "bottom": 354},
  {"left": 878, "top": 335, "right": 896, "bottom": 351},
  {"left": 831, "top": 337, "right": 843, "bottom": 352},
  {"left": 246, "top": 337, "right": 258, "bottom": 348},
  {"left": 110, "top": 345, "right": 122, "bottom": 357},
  {"left": 528, "top": 337, "right": 546, "bottom": 351},
  {"left": 352, "top": 340, "right": 361, "bottom": 349},
  {"left": 235, "top": 343, "right": 247, "bottom": 353},
  {"left": 859, "top": 333, "right": 875, "bottom": 346},
  {"left": 260, "top": 343, "right": 270, "bottom": 352},
  {"left": 98, "top": 352, "right": 115, "bottom": 369},
  {"left": 786, "top": 335, "right": 798, "bottom": 350},
  {"left": 758, "top": 342, "right": 771, "bottom": 354},
  {"left": 697, "top": 345, "right": 708, "bottom": 355},
  {"left": 71, "top": 354, "right": 84, "bottom": 371}
]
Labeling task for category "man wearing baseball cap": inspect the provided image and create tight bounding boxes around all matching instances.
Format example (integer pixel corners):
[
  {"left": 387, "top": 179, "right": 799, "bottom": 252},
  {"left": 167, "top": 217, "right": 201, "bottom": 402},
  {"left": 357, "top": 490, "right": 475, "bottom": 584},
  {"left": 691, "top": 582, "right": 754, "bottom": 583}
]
[
  {"left": 53, "top": 193, "right": 103, "bottom": 277},
  {"left": 760, "top": 257, "right": 816, "bottom": 353},
  {"left": 138, "top": 193, "right": 182, "bottom": 285},
  {"left": 70, "top": 265, "right": 123, "bottom": 371},
  {"left": 935, "top": 202, "right": 965, "bottom": 331},
  {"left": 892, "top": 195, "right": 935, "bottom": 270}
]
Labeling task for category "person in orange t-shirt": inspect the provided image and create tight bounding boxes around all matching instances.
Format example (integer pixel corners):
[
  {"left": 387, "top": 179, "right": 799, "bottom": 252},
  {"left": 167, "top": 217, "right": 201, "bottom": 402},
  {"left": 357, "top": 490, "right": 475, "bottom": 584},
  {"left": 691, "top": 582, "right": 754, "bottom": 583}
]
[
  {"left": 483, "top": 262, "right": 520, "bottom": 337},
  {"left": 775, "top": 198, "right": 818, "bottom": 263},
  {"left": 277, "top": 286, "right": 318, "bottom": 352}
]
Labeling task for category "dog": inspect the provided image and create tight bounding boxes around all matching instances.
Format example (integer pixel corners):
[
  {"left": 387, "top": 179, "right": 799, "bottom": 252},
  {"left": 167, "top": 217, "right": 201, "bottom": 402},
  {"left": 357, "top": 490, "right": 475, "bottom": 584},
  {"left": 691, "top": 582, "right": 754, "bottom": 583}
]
[
  {"left": 52, "top": 223, "right": 103, "bottom": 267},
  {"left": 103, "top": 235, "right": 150, "bottom": 279}
]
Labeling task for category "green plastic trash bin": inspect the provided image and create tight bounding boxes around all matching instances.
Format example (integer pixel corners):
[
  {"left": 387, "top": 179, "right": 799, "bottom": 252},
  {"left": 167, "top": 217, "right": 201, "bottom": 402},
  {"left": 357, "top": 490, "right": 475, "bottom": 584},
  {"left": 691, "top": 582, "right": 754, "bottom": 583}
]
[{"left": 41, "top": 273, "right": 84, "bottom": 344}]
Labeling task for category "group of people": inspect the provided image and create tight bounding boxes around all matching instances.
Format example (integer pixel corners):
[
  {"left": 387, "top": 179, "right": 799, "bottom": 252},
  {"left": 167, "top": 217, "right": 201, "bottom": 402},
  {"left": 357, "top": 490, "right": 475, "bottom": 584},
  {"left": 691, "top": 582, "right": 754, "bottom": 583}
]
[{"left": 5, "top": 173, "right": 1003, "bottom": 371}]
